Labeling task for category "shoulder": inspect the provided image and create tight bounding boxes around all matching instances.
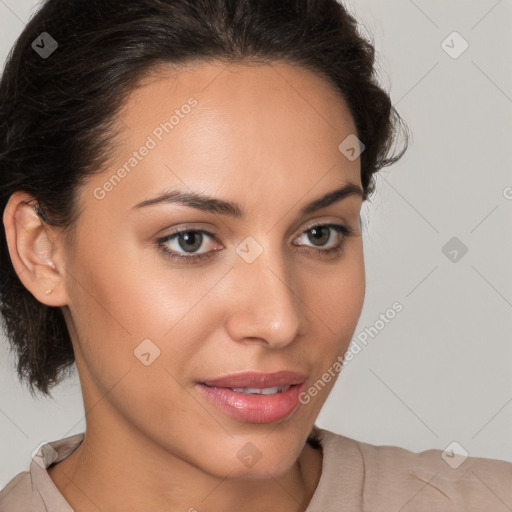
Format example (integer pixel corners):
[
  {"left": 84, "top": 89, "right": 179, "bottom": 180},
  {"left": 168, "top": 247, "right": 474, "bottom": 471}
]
[
  {"left": 0, "top": 471, "right": 35, "bottom": 511},
  {"left": 316, "top": 428, "right": 512, "bottom": 512},
  {"left": 0, "top": 432, "right": 84, "bottom": 512}
]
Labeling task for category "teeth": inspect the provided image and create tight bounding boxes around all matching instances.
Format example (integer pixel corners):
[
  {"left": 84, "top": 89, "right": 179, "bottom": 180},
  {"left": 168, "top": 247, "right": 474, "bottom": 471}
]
[{"left": 231, "top": 385, "right": 291, "bottom": 395}]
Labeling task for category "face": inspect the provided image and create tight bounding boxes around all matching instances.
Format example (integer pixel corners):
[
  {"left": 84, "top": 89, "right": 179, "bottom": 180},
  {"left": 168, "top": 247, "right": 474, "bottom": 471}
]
[{"left": 29, "top": 61, "right": 366, "bottom": 478}]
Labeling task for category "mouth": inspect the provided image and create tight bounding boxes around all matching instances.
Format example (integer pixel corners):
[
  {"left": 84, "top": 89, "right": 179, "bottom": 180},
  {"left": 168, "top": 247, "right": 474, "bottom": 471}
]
[
  {"left": 196, "top": 371, "right": 308, "bottom": 424},
  {"left": 224, "top": 384, "right": 292, "bottom": 395}
]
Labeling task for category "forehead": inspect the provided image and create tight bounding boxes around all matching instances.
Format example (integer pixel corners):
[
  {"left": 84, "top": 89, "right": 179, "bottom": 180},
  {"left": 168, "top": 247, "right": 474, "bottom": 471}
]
[
  {"left": 125, "top": 59, "right": 357, "bottom": 134},
  {"left": 80, "top": 60, "right": 362, "bottom": 219}
]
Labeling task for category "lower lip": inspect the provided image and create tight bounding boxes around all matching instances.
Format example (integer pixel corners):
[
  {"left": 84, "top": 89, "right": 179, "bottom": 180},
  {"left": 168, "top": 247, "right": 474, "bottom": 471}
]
[{"left": 196, "top": 382, "right": 306, "bottom": 424}]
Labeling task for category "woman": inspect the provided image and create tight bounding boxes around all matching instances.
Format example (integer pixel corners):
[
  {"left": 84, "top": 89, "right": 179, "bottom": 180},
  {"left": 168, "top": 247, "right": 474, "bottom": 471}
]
[{"left": 0, "top": 0, "right": 510, "bottom": 511}]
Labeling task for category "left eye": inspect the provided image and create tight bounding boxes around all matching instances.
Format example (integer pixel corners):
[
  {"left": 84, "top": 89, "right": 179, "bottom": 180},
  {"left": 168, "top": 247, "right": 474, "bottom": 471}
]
[
  {"left": 294, "top": 224, "right": 347, "bottom": 250},
  {"left": 156, "top": 223, "right": 354, "bottom": 263}
]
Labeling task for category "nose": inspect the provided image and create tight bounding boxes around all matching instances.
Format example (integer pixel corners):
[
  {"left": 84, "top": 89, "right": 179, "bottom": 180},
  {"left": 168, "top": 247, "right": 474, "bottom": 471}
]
[{"left": 223, "top": 244, "right": 306, "bottom": 349}]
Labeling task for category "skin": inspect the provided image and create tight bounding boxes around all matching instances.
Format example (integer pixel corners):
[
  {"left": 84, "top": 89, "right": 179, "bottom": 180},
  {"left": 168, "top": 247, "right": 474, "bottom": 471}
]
[{"left": 4, "top": 60, "right": 365, "bottom": 511}]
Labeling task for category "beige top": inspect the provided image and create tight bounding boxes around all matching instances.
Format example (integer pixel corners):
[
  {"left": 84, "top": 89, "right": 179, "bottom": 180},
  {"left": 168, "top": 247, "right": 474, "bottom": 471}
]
[{"left": 1, "top": 426, "right": 511, "bottom": 511}]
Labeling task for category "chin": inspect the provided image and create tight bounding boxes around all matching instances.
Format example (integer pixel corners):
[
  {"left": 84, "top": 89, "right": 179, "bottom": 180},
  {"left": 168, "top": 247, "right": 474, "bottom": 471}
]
[{"left": 201, "top": 431, "right": 304, "bottom": 481}]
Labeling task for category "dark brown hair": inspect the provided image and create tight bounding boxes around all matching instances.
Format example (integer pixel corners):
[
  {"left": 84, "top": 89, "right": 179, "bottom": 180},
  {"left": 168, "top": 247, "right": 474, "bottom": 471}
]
[{"left": 0, "top": 0, "right": 409, "bottom": 397}]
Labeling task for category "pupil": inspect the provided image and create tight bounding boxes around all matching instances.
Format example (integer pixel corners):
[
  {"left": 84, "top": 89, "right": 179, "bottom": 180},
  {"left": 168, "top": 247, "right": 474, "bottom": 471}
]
[
  {"left": 179, "top": 231, "right": 202, "bottom": 252},
  {"left": 308, "top": 226, "right": 329, "bottom": 246}
]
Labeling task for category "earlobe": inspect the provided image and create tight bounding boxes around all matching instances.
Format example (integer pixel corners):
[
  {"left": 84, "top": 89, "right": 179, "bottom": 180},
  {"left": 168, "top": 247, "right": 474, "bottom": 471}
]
[{"left": 3, "top": 191, "right": 65, "bottom": 306}]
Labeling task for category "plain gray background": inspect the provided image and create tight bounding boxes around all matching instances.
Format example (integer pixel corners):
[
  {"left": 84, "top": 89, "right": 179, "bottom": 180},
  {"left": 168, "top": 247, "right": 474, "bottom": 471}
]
[{"left": 1, "top": 0, "right": 511, "bottom": 488}]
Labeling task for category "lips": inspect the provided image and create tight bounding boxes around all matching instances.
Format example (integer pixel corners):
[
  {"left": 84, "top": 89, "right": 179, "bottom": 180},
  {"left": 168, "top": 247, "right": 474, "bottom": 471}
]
[
  {"left": 196, "top": 370, "right": 308, "bottom": 423},
  {"left": 200, "top": 370, "right": 307, "bottom": 389}
]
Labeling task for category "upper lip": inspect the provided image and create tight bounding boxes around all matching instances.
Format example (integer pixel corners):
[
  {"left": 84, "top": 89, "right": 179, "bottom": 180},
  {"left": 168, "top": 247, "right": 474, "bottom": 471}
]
[{"left": 200, "top": 371, "right": 308, "bottom": 389}]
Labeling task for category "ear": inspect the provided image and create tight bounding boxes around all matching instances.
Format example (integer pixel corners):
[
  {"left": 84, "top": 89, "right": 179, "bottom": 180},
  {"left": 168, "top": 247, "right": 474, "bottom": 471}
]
[{"left": 3, "top": 191, "right": 68, "bottom": 307}]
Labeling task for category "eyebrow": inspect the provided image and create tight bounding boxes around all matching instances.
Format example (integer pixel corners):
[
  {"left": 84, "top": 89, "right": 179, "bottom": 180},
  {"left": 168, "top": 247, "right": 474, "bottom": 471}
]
[{"left": 132, "top": 182, "right": 364, "bottom": 219}]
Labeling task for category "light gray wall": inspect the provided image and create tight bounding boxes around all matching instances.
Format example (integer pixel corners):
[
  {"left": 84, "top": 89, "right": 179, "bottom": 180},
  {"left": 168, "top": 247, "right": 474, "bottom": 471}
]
[{"left": 1, "top": 0, "right": 511, "bottom": 488}]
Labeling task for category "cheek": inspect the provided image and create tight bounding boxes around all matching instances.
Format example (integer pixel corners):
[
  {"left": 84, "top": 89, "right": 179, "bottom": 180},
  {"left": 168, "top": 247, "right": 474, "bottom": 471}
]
[
  {"left": 64, "top": 248, "right": 222, "bottom": 435},
  {"left": 296, "top": 255, "right": 364, "bottom": 414},
  {"left": 310, "top": 242, "right": 365, "bottom": 337},
  {"left": 65, "top": 243, "right": 228, "bottom": 382},
  {"left": 300, "top": 243, "right": 365, "bottom": 406}
]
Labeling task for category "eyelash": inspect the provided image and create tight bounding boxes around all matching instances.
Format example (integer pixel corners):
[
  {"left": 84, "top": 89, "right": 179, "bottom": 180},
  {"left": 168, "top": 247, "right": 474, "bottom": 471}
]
[{"left": 155, "top": 223, "right": 356, "bottom": 264}]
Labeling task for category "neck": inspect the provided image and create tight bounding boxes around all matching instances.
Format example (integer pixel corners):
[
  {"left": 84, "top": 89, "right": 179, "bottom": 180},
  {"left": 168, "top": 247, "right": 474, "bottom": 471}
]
[{"left": 48, "top": 418, "right": 323, "bottom": 512}]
